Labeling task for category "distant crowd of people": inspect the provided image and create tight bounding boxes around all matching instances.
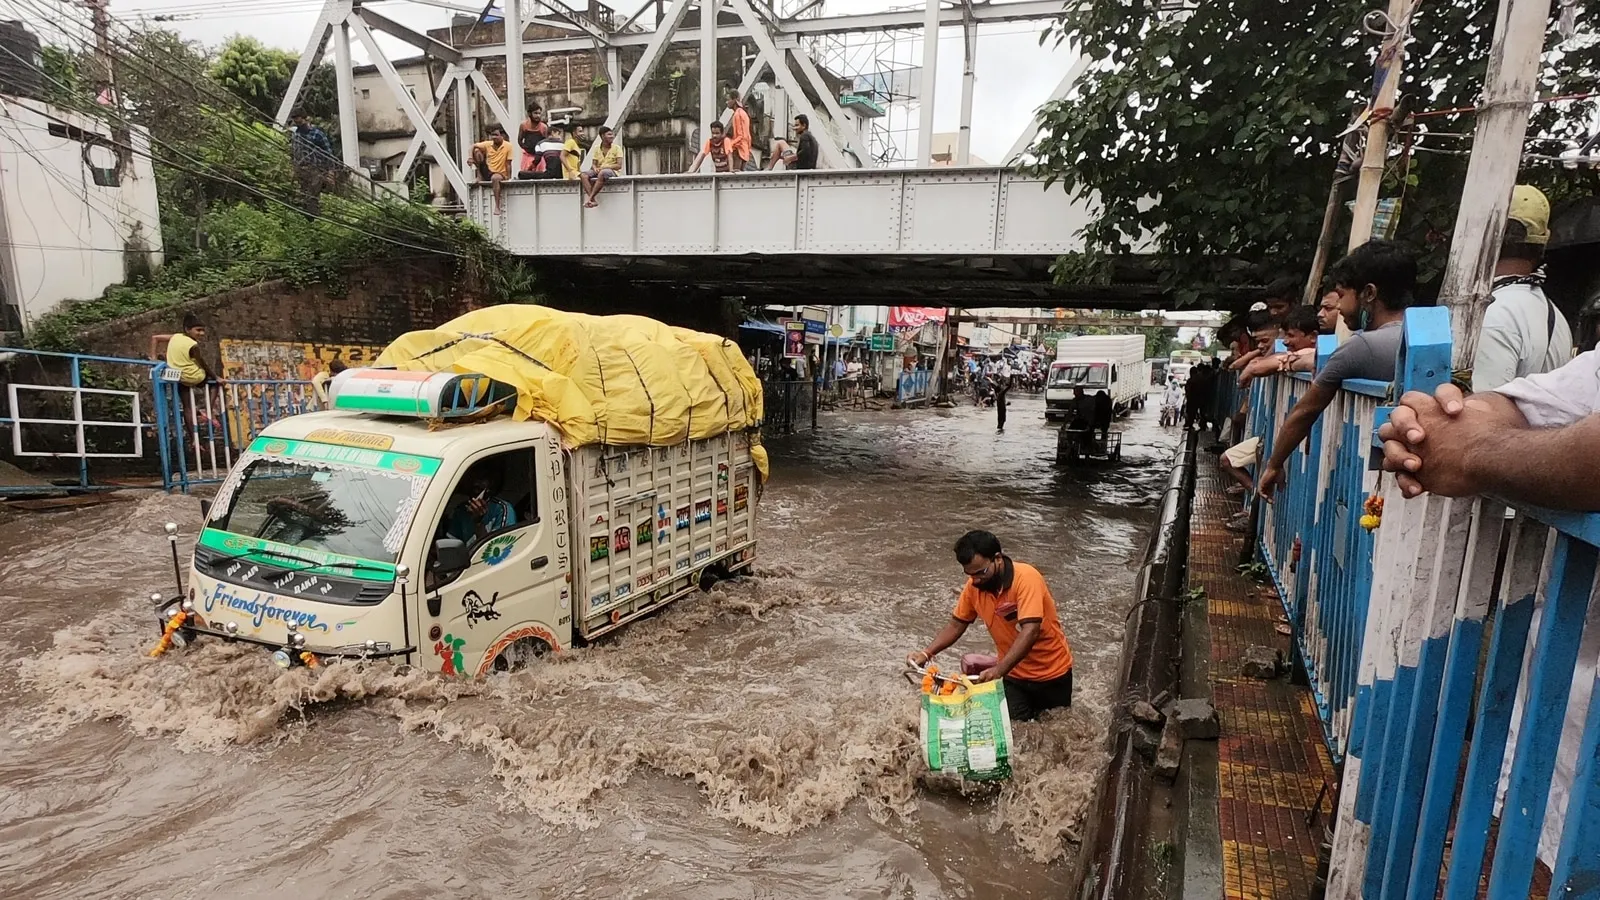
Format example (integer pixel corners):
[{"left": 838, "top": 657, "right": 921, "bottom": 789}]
[
  {"left": 1196, "top": 183, "right": 1596, "bottom": 533},
  {"left": 458, "top": 93, "right": 821, "bottom": 216}
]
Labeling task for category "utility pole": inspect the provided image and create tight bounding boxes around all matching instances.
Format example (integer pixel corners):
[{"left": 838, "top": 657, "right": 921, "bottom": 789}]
[
  {"left": 85, "top": 0, "right": 114, "bottom": 104},
  {"left": 84, "top": 0, "right": 131, "bottom": 176},
  {"left": 1346, "top": 0, "right": 1412, "bottom": 250},
  {"left": 1438, "top": 0, "right": 1552, "bottom": 368}
]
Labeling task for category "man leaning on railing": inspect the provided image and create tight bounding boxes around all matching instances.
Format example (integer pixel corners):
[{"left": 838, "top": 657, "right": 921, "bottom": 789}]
[
  {"left": 1258, "top": 240, "right": 1418, "bottom": 499},
  {"left": 1379, "top": 349, "right": 1600, "bottom": 510}
]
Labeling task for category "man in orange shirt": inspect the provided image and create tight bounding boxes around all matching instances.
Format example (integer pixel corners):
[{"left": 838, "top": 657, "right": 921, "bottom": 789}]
[
  {"left": 907, "top": 530, "right": 1075, "bottom": 720},
  {"left": 726, "top": 92, "right": 752, "bottom": 170}
]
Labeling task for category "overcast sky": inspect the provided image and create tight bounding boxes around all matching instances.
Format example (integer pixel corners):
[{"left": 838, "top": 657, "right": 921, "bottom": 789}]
[{"left": 14, "top": 0, "right": 1075, "bottom": 164}]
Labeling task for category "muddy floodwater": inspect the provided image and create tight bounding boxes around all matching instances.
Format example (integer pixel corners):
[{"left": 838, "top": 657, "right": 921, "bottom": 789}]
[{"left": 0, "top": 394, "right": 1177, "bottom": 899}]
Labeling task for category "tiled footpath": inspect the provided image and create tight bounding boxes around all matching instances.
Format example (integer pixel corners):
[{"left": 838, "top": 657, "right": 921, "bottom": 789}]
[{"left": 1190, "top": 453, "right": 1336, "bottom": 900}]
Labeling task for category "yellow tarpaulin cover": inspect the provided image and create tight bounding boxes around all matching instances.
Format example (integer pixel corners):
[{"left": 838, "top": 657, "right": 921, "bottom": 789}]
[{"left": 377, "top": 305, "right": 768, "bottom": 478}]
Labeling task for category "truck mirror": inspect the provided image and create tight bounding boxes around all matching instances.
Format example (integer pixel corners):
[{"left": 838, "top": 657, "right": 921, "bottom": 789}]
[
  {"left": 199, "top": 498, "right": 212, "bottom": 519},
  {"left": 434, "top": 539, "right": 471, "bottom": 574}
]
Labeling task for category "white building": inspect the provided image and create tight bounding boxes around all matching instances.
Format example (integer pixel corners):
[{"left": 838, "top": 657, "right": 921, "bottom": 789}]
[
  {"left": 0, "top": 95, "right": 163, "bottom": 335},
  {"left": 351, "top": 56, "right": 447, "bottom": 198}
]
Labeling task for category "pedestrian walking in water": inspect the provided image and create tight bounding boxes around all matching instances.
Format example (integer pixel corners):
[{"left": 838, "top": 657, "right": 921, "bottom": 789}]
[{"left": 993, "top": 359, "right": 1010, "bottom": 432}]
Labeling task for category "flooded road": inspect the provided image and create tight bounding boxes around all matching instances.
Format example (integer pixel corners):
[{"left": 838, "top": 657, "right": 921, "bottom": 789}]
[{"left": 0, "top": 393, "right": 1177, "bottom": 899}]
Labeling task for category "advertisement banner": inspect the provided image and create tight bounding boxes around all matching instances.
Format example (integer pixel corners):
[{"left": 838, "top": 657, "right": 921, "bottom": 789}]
[
  {"left": 888, "top": 307, "right": 948, "bottom": 330},
  {"left": 782, "top": 319, "right": 807, "bottom": 359}
]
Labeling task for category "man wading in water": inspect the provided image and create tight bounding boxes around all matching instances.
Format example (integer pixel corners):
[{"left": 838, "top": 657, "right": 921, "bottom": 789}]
[{"left": 906, "top": 530, "right": 1075, "bottom": 720}]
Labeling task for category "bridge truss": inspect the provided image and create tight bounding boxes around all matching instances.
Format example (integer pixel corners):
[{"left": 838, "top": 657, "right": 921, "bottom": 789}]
[{"left": 273, "top": 0, "right": 1081, "bottom": 202}]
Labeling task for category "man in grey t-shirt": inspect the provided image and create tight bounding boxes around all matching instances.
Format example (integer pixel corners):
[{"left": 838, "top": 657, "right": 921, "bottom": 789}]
[
  {"left": 1311, "top": 320, "right": 1404, "bottom": 389},
  {"left": 1259, "top": 240, "right": 1416, "bottom": 499}
]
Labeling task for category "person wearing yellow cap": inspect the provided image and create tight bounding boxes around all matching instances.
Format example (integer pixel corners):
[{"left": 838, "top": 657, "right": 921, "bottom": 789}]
[{"left": 1470, "top": 185, "right": 1573, "bottom": 392}]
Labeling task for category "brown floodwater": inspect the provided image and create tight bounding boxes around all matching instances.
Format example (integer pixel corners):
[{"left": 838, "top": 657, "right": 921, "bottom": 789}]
[{"left": 0, "top": 393, "right": 1176, "bottom": 899}]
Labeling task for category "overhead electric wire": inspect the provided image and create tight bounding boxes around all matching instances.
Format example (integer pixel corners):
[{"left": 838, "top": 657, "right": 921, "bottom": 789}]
[
  {"left": 6, "top": 3, "right": 464, "bottom": 253},
  {"left": 0, "top": 42, "right": 474, "bottom": 262}
]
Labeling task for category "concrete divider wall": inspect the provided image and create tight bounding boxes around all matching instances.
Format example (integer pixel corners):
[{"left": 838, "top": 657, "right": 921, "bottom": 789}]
[{"left": 1073, "top": 427, "right": 1198, "bottom": 898}]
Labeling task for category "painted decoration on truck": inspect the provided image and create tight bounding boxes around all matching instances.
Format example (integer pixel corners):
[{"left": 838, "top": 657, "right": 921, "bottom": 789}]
[
  {"left": 694, "top": 500, "right": 712, "bottom": 524},
  {"left": 675, "top": 556, "right": 690, "bottom": 572},
  {"left": 636, "top": 571, "right": 654, "bottom": 589},
  {"left": 655, "top": 565, "right": 671, "bottom": 581},
  {"left": 717, "top": 463, "right": 728, "bottom": 486},
  {"left": 676, "top": 506, "right": 691, "bottom": 531},
  {"left": 637, "top": 519, "right": 652, "bottom": 546},
  {"left": 589, "top": 534, "right": 610, "bottom": 561},
  {"left": 694, "top": 549, "right": 712, "bottom": 563},
  {"left": 613, "top": 525, "right": 632, "bottom": 554},
  {"left": 477, "top": 533, "right": 519, "bottom": 566},
  {"left": 615, "top": 583, "right": 631, "bottom": 599},
  {"left": 734, "top": 484, "right": 749, "bottom": 512},
  {"left": 717, "top": 498, "right": 728, "bottom": 516},
  {"left": 434, "top": 633, "right": 467, "bottom": 675}
]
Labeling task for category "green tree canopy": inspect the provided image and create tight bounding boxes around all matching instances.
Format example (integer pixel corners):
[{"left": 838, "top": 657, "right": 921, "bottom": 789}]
[{"left": 1025, "top": 0, "right": 1600, "bottom": 304}]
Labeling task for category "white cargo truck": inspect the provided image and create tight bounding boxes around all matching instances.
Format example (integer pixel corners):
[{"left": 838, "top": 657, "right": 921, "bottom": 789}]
[
  {"left": 1044, "top": 335, "right": 1148, "bottom": 421},
  {"left": 161, "top": 368, "right": 761, "bottom": 676}
]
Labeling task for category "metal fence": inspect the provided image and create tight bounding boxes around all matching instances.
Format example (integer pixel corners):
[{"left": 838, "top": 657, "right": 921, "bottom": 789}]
[
  {"left": 1, "top": 346, "right": 316, "bottom": 494},
  {"left": 760, "top": 378, "right": 817, "bottom": 436},
  {"left": 1242, "top": 311, "right": 1600, "bottom": 896},
  {"left": 1254, "top": 332, "right": 1404, "bottom": 758}
]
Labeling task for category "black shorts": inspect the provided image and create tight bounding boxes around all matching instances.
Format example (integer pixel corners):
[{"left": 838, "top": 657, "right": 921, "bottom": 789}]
[{"left": 1002, "top": 669, "right": 1072, "bottom": 721}]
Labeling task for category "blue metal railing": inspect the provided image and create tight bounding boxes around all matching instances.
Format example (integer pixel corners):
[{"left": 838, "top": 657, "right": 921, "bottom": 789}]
[
  {"left": 1253, "top": 315, "right": 1448, "bottom": 760},
  {"left": 1, "top": 346, "right": 318, "bottom": 494},
  {"left": 1243, "top": 312, "right": 1600, "bottom": 896}
]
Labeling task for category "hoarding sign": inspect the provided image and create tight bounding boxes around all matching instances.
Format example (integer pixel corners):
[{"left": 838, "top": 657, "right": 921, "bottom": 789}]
[
  {"left": 888, "top": 307, "right": 947, "bottom": 330},
  {"left": 782, "top": 319, "right": 807, "bottom": 359},
  {"left": 803, "top": 318, "right": 826, "bottom": 346}
]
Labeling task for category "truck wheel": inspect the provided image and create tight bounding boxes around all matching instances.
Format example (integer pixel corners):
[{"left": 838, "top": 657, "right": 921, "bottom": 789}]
[
  {"left": 699, "top": 565, "right": 730, "bottom": 592},
  {"left": 491, "top": 636, "right": 552, "bottom": 673}
]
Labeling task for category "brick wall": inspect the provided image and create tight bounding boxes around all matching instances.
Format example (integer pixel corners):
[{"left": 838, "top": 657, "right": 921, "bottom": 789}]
[{"left": 75, "top": 257, "right": 481, "bottom": 378}]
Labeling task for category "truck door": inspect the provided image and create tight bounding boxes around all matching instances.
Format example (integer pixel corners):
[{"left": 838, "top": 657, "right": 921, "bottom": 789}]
[{"left": 420, "top": 442, "right": 568, "bottom": 677}]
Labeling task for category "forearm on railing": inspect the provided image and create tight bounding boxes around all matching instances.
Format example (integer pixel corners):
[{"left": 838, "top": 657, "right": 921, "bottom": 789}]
[
  {"left": 1472, "top": 413, "right": 1600, "bottom": 512},
  {"left": 1267, "top": 384, "right": 1335, "bottom": 470}
]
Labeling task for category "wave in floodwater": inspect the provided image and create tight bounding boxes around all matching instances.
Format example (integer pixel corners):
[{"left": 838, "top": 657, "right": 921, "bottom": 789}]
[
  {"left": 0, "top": 396, "right": 1175, "bottom": 899},
  {"left": 15, "top": 572, "right": 1105, "bottom": 856}
]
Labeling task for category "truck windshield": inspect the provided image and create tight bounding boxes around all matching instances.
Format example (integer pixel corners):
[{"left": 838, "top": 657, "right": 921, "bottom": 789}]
[
  {"left": 207, "top": 442, "right": 438, "bottom": 565},
  {"left": 1050, "top": 363, "right": 1109, "bottom": 388}
]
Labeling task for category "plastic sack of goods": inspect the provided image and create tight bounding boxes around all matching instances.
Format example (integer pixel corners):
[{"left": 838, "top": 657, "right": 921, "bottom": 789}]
[
  {"left": 378, "top": 305, "right": 769, "bottom": 479},
  {"left": 917, "top": 665, "right": 1014, "bottom": 782}
]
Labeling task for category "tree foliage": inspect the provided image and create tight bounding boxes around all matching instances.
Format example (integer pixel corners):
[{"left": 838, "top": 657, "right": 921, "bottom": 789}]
[
  {"left": 29, "top": 26, "right": 537, "bottom": 351},
  {"left": 1025, "top": 0, "right": 1600, "bottom": 304}
]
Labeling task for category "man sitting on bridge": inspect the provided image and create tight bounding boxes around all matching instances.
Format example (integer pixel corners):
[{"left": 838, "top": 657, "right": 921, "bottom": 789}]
[
  {"left": 471, "top": 127, "right": 512, "bottom": 215},
  {"left": 582, "top": 127, "right": 625, "bottom": 209},
  {"left": 906, "top": 530, "right": 1075, "bottom": 721},
  {"left": 1258, "top": 240, "right": 1417, "bottom": 500}
]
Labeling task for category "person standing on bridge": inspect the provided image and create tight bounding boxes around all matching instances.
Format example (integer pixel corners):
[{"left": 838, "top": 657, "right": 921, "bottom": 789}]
[
  {"left": 726, "top": 92, "right": 753, "bottom": 170},
  {"left": 906, "top": 530, "right": 1075, "bottom": 721},
  {"left": 582, "top": 127, "right": 625, "bottom": 209}
]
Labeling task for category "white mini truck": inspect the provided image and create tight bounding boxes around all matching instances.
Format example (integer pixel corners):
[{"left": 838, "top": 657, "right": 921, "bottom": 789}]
[{"left": 158, "top": 369, "right": 761, "bottom": 675}]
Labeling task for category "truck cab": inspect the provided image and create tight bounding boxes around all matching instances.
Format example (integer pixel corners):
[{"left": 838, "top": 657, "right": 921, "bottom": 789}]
[{"left": 165, "top": 369, "right": 760, "bottom": 676}]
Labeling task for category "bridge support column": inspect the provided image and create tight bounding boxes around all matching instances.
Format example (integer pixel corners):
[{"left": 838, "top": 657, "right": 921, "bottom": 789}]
[
  {"left": 700, "top": 0, "right": 718, "bottom": 172},
  {"left": 332, "top": 20, "right": 362, "bottom": 169},
  {"left": 957, "top": 16, "right": 976, "bottom": 166},
  {"left": 916, "top": 0, "right": 940, "bottom": 166},
  {"left": 506, "top": 0, "right": 525, "bottom": 174}
]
